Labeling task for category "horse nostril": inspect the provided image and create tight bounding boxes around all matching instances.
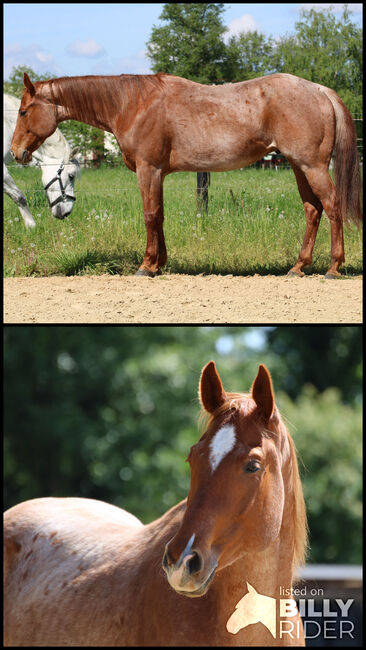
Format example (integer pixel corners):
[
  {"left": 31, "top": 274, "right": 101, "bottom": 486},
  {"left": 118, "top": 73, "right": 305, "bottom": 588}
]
[
  {"left": 162, "top": 548, "right": 171, "bottom": 571},
  {"left": 187, "top": 551, "right": 202, "bottom": 575}
]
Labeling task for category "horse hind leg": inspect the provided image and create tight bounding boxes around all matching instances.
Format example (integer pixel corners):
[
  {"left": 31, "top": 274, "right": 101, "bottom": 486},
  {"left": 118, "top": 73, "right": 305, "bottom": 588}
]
[
  {"left": 288, "top": 162, "right": 323, "bottom": 277},
  {"left": 304, "top": 166, "right": 345, "bottom": 278}
]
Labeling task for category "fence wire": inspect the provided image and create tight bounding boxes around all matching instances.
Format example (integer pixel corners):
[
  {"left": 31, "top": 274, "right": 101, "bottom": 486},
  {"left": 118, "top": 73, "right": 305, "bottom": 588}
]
[{"left": 4, "top": 109, "right": 363, "bottom": 177}]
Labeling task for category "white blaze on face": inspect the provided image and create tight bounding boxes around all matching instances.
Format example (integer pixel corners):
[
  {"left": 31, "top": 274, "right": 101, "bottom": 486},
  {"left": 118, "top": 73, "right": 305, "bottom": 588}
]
[{"left": 209, "top": 424, "right": 236, "bottom": 472}]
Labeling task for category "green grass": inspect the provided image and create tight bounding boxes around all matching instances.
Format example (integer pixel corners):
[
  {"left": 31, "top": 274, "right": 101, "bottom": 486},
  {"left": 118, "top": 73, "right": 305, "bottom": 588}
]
[{"left": 3, "top": 164, "right": 362, "bottom": 277}]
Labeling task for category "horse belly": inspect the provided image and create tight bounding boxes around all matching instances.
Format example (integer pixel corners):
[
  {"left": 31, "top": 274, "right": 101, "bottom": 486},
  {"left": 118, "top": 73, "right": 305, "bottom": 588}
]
[
  {"left": 169, "top": 116, "right": 269, "bottom": 172},
  {"left": 170, "top": 145, "right": 267, "bottom": 172}
]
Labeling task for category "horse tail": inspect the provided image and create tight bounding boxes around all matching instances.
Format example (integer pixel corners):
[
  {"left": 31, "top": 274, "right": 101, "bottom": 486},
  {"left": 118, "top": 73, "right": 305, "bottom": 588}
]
[{"left": 321, "top": 86, "right": 362, "bottom": 227}]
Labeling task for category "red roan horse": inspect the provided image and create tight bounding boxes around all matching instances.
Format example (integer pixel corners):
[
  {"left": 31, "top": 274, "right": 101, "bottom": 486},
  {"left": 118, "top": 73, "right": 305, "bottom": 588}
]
[
  {"left": 4, "top": 362, "right": 307, "bottom": 646},
  {"left": 11, "top": 72, "right": 361, "bottom": 278}
]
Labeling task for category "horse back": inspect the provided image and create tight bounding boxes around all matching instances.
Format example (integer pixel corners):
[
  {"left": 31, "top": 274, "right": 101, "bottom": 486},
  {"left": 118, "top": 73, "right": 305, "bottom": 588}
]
[{"left": 4, "top": 497, "right": 144, "bottom": 646}]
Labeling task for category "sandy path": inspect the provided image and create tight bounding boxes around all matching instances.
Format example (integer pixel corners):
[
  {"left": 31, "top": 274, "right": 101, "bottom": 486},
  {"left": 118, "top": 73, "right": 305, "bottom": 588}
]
[{"left": 3, "top": 274, "right": 362, "bottom": 324}]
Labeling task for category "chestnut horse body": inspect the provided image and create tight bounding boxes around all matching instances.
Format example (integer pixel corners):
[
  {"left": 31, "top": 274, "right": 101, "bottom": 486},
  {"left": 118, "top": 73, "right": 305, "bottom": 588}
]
[
  {"left": 11, "top": 72, "right": 361, "bottom": 278},
  {"left": 4, "top": 362, "right": 307, "bottom": 646}
]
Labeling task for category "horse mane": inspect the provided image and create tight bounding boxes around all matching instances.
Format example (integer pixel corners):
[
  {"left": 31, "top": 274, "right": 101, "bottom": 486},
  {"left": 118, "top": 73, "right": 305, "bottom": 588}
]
[
  {"left": 44, "top": 73, "right": 167, "bottom": 125},
  {"left": 286, "top": 430, "right": 308, "bottom": 571},
  {"left": 198, "top": 391, "right": 308, "bottom": 573}
]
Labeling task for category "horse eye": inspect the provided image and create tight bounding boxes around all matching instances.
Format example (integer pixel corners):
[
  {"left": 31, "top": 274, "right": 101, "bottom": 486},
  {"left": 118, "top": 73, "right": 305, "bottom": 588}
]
[
  {"left": 19, "top": 110, "right": 27, "bottom": 117},
  {"left": 245, "top": 460, "right": 261, "bottom": 473},
  {"left": 68, "top": 173, "right": 75, "bottom": 180}
]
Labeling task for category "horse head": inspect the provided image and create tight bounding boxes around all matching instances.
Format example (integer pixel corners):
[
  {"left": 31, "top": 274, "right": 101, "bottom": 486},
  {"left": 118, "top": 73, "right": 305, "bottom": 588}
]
[
  {"left": 11, "top": 73, "right": 57, "bottom": 164},
  {"left": 162, "top": 361, "right": 289, "bottom": 598}
]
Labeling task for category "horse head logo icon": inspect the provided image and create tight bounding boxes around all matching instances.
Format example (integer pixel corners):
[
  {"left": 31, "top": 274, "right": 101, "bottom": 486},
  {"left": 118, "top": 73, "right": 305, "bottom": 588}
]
[{"left": 226, "top": 582, "right": 277, "bottom": 638}]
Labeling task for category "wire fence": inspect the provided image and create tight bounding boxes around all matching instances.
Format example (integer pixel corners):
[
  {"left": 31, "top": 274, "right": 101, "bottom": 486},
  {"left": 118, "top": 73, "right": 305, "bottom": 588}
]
[{"left": 4, "top": 111, "right": 363, "bottom": 177}]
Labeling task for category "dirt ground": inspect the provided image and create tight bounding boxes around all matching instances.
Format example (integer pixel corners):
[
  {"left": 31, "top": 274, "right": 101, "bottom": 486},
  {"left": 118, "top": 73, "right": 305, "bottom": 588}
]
[{"left": 4, "top": 274, "right": 362, "bottom": 324}]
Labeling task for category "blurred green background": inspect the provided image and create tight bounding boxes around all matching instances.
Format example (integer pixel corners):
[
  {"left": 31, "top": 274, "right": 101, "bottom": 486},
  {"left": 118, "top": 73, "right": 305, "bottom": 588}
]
[{"left": 3, "top": 326, "right": 362, "bottom": 564}]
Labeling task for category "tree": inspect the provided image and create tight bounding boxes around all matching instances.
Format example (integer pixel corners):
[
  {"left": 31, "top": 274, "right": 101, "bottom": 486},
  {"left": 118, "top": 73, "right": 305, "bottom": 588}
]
[
  {"left": 264, "top": 326, "right": 362, "bottom": 404},
  {"left": 272, "top": 6, "right": 362, "bottom": 114},
  {"left": 225, "top": 31, "right": 274, "bottom": 81},
  {"left": 146, "top": 3, "right": 229, "bottom": 83}
]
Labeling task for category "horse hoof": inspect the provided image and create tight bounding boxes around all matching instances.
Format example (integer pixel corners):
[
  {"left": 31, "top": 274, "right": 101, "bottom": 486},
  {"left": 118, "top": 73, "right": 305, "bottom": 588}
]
[
  {"left": 287, "top": 270, "right": 304, "bottom": 278},
  {"left": 135, "top": 268, "right": 161, "bottom": 278},
  {"left": 324, "top": 272, "right": 339, "bottom": 279}
]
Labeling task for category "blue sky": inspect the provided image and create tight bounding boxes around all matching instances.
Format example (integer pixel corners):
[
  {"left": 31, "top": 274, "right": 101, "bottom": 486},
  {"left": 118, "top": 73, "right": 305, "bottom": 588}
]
[{"left": 4, "top": 3, "right": 362, "bottom": 80}]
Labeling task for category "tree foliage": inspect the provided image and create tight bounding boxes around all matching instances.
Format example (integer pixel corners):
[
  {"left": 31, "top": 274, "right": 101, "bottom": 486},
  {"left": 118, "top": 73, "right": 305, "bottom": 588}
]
[
  {"left": 279, "top": 386, "right": 362, "bottom": 564},
  {"left": 3, "top": 326, "right": 362, "bottom": 565},
  {"left": 146, "top": 3, "right": 229, "bottom": 82},
  {"left": 225, "top": 31, "right": 274, "bottom": 81},
  {"left": 272, "top": 6, "right": 362, "bottom": 114}
]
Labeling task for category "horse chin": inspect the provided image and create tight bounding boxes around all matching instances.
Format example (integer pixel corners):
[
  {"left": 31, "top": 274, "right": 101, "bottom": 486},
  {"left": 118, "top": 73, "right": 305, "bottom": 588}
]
[
  {"left": 172, "top": 565, "right": 217, "bottom": 598},
  {"left": 52, "top": 207, "right": 71, "bottom": 220}
]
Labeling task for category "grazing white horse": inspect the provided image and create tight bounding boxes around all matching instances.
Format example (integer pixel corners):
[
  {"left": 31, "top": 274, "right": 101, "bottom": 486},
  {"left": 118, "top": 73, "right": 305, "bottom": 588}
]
[{"left": 4, "top": 93, "right": 81, "bottom": 228}]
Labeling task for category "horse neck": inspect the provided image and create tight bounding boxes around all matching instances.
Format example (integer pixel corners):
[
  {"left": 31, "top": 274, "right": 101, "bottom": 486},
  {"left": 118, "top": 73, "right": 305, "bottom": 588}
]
[
  {"left": 216, "top": 515, "right": 295, "bottom": 603},
  {"left": 41, "top": 76, "right": 123, "bottom": 133}
]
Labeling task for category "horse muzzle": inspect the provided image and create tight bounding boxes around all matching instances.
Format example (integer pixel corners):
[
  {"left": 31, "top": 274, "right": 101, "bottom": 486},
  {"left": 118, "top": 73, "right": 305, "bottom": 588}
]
[
  {"left": 162, "top": 537, "right": 218, "bottom": 597},
  {"left": 11, "top": 148, "right": 32, "bottom": 164}
]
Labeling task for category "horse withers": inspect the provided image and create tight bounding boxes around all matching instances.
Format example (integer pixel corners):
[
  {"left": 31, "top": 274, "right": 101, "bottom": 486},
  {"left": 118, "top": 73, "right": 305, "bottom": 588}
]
[
  {"left": 4, "top": 361, "right": 307, "bottom": 646},
  {"left": 10, "top": 71, "right": 362, "bottom": 277}
]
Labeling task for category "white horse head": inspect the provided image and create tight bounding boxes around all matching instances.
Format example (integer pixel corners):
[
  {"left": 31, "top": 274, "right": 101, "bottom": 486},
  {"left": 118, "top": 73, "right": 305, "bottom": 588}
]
[{"left": 34, "top": 130, "right": 81, "bottom": 220}]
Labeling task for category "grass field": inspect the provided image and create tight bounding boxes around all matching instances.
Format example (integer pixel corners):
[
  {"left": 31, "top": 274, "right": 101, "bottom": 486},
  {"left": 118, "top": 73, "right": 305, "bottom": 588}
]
[{"left": 3, "top": 163, "right": 362, "bottom": 277}]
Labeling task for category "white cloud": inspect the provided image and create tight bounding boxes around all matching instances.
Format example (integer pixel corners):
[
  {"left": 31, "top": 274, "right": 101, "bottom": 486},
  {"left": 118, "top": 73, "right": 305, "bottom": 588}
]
[
  {"left": 66, "top": 38, "right": 105, "bottom": 58},
  {"left": 223, "top": 14, "right": 262, "bottom": 43},
  {"left": 4, "top": 43, "right": 63, "bottom": 79},
  {"left": 35, "top": 51, "right": 53, "bottom": 64},
  {"left": 299, "top": 3, "right": 362, "bottom": 12},
  {"left": 91, "top": 50, "right": 152, "bottom": 75}
]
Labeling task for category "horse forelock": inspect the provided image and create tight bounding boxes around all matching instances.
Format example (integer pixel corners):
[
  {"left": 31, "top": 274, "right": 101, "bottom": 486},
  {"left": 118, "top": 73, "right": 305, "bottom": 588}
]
[{"left": 198, "top": 391, "right": 279, "bottom": 438}]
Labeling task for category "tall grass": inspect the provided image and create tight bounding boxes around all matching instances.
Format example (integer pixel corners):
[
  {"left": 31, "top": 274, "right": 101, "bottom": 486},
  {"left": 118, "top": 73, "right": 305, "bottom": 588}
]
[{"left": 3, "top": 164, "right": 362, "bottom": 277}]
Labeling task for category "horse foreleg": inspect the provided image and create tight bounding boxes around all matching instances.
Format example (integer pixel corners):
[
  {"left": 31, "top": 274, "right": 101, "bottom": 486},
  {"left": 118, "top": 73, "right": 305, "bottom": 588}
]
[
  {"left": 136, "top": 162, "right": 167, "bottom": 277},
  {"left": 3, "top": 164, "right": 36, "bottom": 228},
  {"left": 288, "top": 163, "right": 323, "bottom": 277}
]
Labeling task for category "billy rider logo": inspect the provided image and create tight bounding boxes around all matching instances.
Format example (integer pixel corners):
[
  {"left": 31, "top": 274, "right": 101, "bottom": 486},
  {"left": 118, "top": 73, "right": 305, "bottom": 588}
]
[
  {"left": 226, "top": 583, "right": 277, "bottom": 638},
  {"left": 226, "top": 582, "right": 355, "bottom": 641}
]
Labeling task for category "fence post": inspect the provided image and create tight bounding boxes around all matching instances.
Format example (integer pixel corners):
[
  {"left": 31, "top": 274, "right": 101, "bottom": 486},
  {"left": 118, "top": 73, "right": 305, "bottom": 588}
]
[{"left": 197, "top": 172, "right": 210, "bottom": 213}]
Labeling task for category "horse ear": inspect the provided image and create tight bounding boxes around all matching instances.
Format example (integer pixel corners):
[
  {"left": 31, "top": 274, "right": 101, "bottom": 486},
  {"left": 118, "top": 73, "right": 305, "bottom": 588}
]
[
  {"left": 24, "top": 72, "right": 35, "bottom": 97},
  {"left": 199, "top": 361, "right": 226, "bottom": 413},
  {"left": 251, "top": 364, "right": 274, "bottom": 421}
]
